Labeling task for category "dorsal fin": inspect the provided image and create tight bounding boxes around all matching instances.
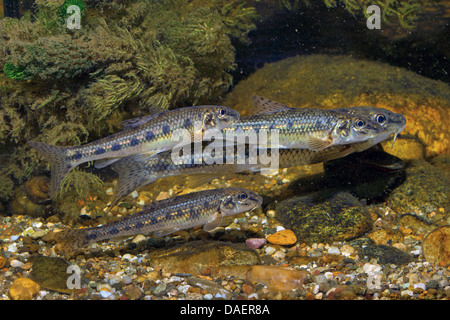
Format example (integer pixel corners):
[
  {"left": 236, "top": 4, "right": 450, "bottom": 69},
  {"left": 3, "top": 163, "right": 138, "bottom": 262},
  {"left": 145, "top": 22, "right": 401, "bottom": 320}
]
[
  {"left": 120, "top": 114, "right": 161, "bottom": 129},
  {"left": 250, "top": 95, "right": 295, "bottom": 115}
]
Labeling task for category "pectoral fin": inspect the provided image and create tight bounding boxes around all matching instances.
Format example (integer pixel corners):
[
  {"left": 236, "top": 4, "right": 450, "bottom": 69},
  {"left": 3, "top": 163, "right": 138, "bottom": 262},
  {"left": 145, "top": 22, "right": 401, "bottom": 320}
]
[
  {"left": 305, "top": 136, "right": 334, "bottom": 151},
  {"left": 153, "top": 227, "right": 181, "bottom": 237},
  {"left": 203, "top": 213, "right": 223, "bottom": 232}
]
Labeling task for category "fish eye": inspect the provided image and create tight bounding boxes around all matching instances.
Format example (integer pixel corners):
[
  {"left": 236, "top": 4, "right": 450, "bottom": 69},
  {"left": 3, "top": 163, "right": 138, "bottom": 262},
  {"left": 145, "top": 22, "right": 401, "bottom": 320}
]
[
  {"left": 217, "top": 108, "right": 227, "bottom": 118},
  {"left": 355, "top": 119, "right": 366, "bottom": 129},
  {"left": 375, "top": 114, "right": 386, "bottom": 124},
  {"left": 237, "top": 192, "right": 248, "bottom": 201}
]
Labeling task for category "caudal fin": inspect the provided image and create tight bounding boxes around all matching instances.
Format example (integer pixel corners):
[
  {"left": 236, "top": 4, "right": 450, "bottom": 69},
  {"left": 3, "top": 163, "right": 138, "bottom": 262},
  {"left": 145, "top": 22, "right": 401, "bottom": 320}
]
[
  {"left": 28, "top": 141, "right": 73, "bottom": 197},
  {"left": 110, "top": 154, "right": 155, "bottom": 209}
]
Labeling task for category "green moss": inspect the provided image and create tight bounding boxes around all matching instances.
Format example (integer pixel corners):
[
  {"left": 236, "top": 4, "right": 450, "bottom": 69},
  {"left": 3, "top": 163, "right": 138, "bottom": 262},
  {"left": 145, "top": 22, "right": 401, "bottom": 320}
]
[
  {"left": 57, "top": 0, "right": 86, "bottom": 24},
  {"left": 0, "top": 0, "right": 258, "bottom": 205},
  {"left": 282, "top": 0, "right": 429, "bottom": 28},
  {"left": 54, "top": 168, "right": 107, "bottom": 221},
  {"left": 3, "top": 62, "right": 30, "bottom": 80}
]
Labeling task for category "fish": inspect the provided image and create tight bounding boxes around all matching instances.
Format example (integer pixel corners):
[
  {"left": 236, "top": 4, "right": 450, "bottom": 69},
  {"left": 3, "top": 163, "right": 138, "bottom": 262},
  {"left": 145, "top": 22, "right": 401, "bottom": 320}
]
[
  {"left": 332, "top": 106, "right": 406, "bottom": 147},
  {"left": 248, "top": 96, "right": 406, "bottom": 148},
  {"left": 108, "top": 139, "right": 379, "bottom": 208},
  {"left": 51, "top": 187, "right": 263, "bottom": 255},
  {"left": 28, "top": 105, "right": 240, "bottom": 197},
  {"left": 214, "top": 96, "right": 387, "bottom": 153}
]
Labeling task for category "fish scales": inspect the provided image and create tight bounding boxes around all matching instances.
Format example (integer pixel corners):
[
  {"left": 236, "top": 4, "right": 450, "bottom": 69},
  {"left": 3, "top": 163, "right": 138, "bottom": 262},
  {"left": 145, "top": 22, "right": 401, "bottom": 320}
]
[
  {"left": 109, "top": 142, "right": 374, "bottom": 207},
  {"left": 28, "top": 106, "right": 239, "bottom": 196},
  {"left": 52, "top": 188, "right": 262, "bottom": 255}
]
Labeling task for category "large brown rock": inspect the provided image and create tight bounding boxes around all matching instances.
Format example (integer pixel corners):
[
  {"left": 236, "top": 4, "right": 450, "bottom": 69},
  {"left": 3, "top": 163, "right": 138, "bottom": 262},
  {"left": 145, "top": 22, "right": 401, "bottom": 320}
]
[{"left": 223, "top": 54, "right": 450, "bottom": 157}]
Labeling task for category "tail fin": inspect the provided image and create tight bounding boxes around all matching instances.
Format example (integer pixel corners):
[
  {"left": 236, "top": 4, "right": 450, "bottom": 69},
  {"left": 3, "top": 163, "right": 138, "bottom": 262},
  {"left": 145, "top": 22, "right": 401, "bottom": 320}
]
[
  {"left": 49, "top": 228, "right": 91, "bottom": 256},
  {"left": 109, "top": 155, "right": 155, "bottom": 209},
  {"left": 28, "top": 141, "right": 72, "bottom": 197}
]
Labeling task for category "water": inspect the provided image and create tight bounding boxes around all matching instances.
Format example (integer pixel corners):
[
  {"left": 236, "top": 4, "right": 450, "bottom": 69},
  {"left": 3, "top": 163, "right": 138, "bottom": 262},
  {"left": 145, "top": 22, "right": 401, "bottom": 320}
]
[{"left": 0, "top": 0, "right": 449, "bottom": 301}]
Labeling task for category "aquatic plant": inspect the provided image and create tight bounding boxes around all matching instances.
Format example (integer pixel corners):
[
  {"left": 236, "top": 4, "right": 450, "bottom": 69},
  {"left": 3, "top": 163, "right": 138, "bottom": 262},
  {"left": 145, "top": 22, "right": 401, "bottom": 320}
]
[
  {"left": 281, "top": 0, "right": 431, "bottom": 28},
  {"left": 55, "top": 168, "right": 106, "bottom": 221},
  {"left": 0, "top": 0, "right": 258, "bottom": 213},
  {"left": 57, "top": 0, "right": 86, "bottom": 24},
  {"left": 3, "top": 63, "right": 29, "bottom": 80}
]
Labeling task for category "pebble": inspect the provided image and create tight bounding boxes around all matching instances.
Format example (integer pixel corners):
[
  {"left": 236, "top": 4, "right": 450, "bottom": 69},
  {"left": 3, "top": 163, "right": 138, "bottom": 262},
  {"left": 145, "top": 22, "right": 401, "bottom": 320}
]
[
  {"left": 327, "top": 246, "right": 341, "bottom": 255},
  {"left": 0, "top": 257, "right": 7, "bottom": 269},
  {"left": 264, "top": 246, "right": 277, "bottom": 255},
  {"left": 9, "top": 259, "right": 24, "bottom": 268},
  {"left": 9, "top": 278, "right": 40, "bottom": 300},
  {"left": 266, "top": 229, "right": 297, "bottom": 246},
  {"left": 245, "top": 238, "right": 266, "bottom": 249}
]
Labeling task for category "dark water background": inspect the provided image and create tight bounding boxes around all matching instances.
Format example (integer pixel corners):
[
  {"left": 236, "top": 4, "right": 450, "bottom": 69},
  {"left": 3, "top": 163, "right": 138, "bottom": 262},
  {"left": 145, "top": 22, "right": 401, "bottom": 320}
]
[{"left": 231, "top": 3, "right": 449, "bottom": 85}]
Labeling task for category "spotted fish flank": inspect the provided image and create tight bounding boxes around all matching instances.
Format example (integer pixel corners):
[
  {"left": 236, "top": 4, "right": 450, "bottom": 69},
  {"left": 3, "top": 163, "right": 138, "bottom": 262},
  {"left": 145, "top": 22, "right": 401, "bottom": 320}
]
[
  {"left": 28, "top": 105, "right": 240, "bottom": 197},
  {"left": 220, "top": 95, "right": 404, "bottom": 152},
  {"left": 109, "top": 137, "right": 390, "bottom": 207},
  {"left": 52, "top": 188, "right": 262, "bottom": 255}
]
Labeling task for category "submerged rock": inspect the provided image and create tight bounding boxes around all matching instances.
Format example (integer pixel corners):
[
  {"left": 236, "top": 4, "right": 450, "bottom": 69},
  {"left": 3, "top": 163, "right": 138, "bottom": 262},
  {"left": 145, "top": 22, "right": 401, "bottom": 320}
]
[
  {"left": 276, "top": 192, "right": 372, "bottom": 244},
  {"left": 422, "top": 226, "right": 450, "bottom": 266},
  {"left": 246, "top": 265, "right": 307, "bottom": 293},
  {"left": 386, "top": 159, "right": 449, "bottom": 216},
  {"left": 10, "top": 178, "right": 52, "bottom": 217},
  {"left": 350, "top": 237, "right": 413, "bottom": 265},
  {"left": 8, "top": 278, "right": 40, "bottom": 300},
  {"left": 146, "top": 241, "right": 260, "bottom": 275},
  {"left": 223, "top": 54, "right": 450, "bottom": 157},
  {"left": 30, "top": 255, "right": 74, "bottom": 294}
]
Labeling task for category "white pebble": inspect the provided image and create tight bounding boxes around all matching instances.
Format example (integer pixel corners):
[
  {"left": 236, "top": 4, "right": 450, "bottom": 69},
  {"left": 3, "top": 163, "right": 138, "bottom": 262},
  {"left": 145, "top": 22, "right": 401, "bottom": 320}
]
[
  {"left": 10, "top": 235, "right": 19, "bottom": 241},
  {"left": 178, "top": 285, "right": 191, "bottom": 295},
  {"left": 248, "top": 293, "right": 258, "bottom": 299},
  {"left": 264, "top": 246, "right": 276, "bottom": 255},
  {"left": 32, "top": 222, "right": 43, "bottom": 228},
  {"left": 327, "top": 246, "right": 340, "bottom": 255},
  {"left": 204, "top": 293, "right": 213, "bottom": 300},
  {"left": 100, "top": 290, "right": 113, "bottom": 298},
  {"left": 122, "top": 254, "right": 134, "bottom": 261},
  {"left": 7, "top": 244, "right": 17, "bottom": 252},
  {"left": 414, "top": 283, "right": 426, "bottom": 291},
  {"left": 130, "top": 190, "right": 139, "bottom": 199},
  {"left": 272, "top": 250, "right": 286, "bottom": 260},
  {"left": 363, "top": 263, "right": 382, "bottom": 275},
  {"left": 276, "top": 226, "right": 285, "bottom": 232},
  {"left": 10, "top": 259, "right": 24, "bottom": 268},
  {"left": 324, "top": 272, "right": 334, "bottom": 280}
]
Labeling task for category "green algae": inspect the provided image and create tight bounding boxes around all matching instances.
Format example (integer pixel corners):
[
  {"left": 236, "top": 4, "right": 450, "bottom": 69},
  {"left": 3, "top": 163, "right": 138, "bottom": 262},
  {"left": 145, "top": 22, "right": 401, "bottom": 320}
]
[
  {"left": 281, "top": 0, "right": 431, "bottom": 29},
  {"left": 387, "top": 158, "right": 450, "bottom": 216},
  {"left": 0, "top": 0, "right": 257, "bottom": 208}
]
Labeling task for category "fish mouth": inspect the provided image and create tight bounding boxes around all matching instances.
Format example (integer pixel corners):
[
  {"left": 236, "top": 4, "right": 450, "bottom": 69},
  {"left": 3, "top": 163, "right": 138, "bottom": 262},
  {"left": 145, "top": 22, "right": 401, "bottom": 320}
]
[{"left": 248, "top": 194, "right": 263, "bottom": 212}]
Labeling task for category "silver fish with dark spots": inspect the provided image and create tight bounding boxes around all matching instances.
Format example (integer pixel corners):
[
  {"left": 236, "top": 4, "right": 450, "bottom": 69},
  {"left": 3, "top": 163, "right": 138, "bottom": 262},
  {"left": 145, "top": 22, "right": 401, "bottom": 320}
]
[
  {"left": 109, "top": 139, "right": 380, "bottom": 207},
  {"left": 28, "top": 106, "right": 240, "bottom": 197},
  {"left": 333, "top": 105, "right": 406, "bottom": 147},
  {"left": 52, "top": 187, "right": 262, "bottom": 255},
  {"left": 218, "top": 95, "right": 403, "bottom": 151}
]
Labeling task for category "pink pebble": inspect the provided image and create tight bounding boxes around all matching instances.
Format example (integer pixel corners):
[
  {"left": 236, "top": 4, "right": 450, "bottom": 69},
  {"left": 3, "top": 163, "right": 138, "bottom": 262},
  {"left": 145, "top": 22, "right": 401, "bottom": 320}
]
[{"left": 246, "top": 238, "right": 267, "bottom": 249}]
